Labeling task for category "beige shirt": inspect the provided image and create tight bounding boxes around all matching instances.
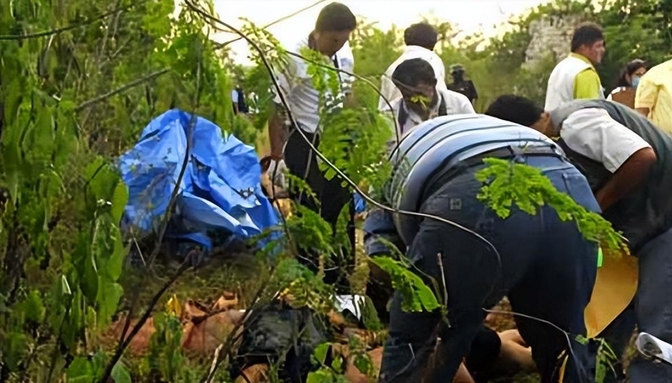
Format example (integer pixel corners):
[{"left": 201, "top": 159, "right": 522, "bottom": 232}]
[{"left": 635, "top": 59, "right": 672, "bottom": 133}]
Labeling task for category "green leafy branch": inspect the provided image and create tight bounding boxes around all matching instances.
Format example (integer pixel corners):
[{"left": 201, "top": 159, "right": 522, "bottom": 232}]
[
  {"left": 297, "top": 46, "right": 393, "bottom": 191},
  {"left": 574, "top": 335, "right": 619, "bottom": 383},
  {"left": 475, "top": 157, "right": 629, "bottom": 255},
  {"left": 306, "top": 339, "right": 376, "bottom": 383},
  {"left": 307, "top": 343, "right": 348, "bottom": 383},
  {"left": 318, "top": 108, "right": 393, "bottom": 190},
  {"left": 275, "top": 258, "right": 337, "bottom": 315},
  {"left": 240, "top": 18, "right": 289, "bottom": 69},
  {"left": 409, "top": 94, "right": 432, "bottom": 108},
  {"left": 239, "top": 19, "right": 290, "bottom": 131},
  {"left": 369, "top": 256, "right": 439, "bottom": 313}
]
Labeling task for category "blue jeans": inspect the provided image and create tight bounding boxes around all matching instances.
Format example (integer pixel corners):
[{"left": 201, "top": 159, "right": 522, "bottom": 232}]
[{"left": 369, "top": 155, "right": 600, "bottom": 383}]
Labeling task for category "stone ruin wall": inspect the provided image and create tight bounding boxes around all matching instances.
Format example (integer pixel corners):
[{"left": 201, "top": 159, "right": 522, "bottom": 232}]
[{"left": 524, "top": 15, "right": 585, "bottom": 67}]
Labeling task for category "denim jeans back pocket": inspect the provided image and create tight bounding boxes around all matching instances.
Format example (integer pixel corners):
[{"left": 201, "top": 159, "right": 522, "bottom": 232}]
[
  {"left": 557, "top": 169, "right": 601, "bottom": 214},
  {"left": 420, "top": 181, "right": 489, "bottom": 230}
]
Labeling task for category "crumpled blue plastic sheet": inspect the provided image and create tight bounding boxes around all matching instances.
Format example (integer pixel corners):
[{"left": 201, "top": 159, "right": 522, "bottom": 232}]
[
  {"left": 118, "top": 109, "right": 282, "bottom": 254},
  {"left": 353, "top": 192, "right": 366, "bottom": 214}
]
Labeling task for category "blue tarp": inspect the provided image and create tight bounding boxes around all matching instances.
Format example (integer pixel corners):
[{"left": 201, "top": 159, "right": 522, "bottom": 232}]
[
  {"left": 354, "top": 192, "right": 366, "bottom": 214},
  {"left": 118, "top": 109, "right": 281, "bottom": 252}
]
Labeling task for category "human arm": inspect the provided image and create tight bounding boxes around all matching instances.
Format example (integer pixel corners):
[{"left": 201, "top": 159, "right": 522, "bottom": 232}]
[
  {"left": 363, "top": 209, "right": 406, "bottom": 257},
  {"left": 457, "top": 93, "right": 476, "bottom": 114},
  {"left": 634, "top": 73, "right": 658, "bottom": 117},
  {"left": 573, "top": 69, "right": 603, "bottom": 100},
  {"left": 560, "top": 108, "right": 656, "bottom": 211},
  {"left": 594, "top": 147, "right": 657, "bottom": 210},
  {"left": 432, "top": 58, "right": 448, "bottom": 92},
  {"left": 468, "top": 80, "right": 478, "bottom": 102},
  {"left": 268, "top": 103, "right": 288, "bottom": 160}
]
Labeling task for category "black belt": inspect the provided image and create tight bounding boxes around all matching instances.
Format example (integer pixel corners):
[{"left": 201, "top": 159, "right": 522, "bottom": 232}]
[
  {"left": 460, "top": 144, "right": 563, "bottom": 168},
  {"left": 420, "top": 144, "right": 565, "bottom": 203}
]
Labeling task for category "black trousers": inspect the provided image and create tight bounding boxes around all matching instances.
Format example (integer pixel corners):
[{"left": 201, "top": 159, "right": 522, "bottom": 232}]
[{"left": 283, "top": 128, "right": 356, "bottom": 292}]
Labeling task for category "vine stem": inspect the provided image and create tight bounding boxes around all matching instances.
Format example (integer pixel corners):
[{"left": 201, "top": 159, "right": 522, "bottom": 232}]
[
  {"left": 75, "top": 69, "right": 170, "bottom": 112},
  {"left": 97, "top": 21, "right": 205, "bottom": 383},
  {"left": 0, "top": 3, "right": 139, "bottom": 41}
]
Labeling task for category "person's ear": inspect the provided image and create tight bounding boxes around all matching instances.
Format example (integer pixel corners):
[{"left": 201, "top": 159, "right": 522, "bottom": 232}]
[
  {"left": 531, "top": 112, "right": 552, "bottom": 135},
  {"left": 540, "top": 112, "right": 556, "bottom": 136}
]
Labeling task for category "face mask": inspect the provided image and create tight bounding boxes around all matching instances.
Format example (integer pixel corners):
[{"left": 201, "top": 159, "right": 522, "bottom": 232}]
[{"left": 632, "top": 76, "right": 641, "bottom": 88}]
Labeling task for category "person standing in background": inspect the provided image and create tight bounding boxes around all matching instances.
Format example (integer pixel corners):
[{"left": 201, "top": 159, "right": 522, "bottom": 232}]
[
  {"left": 232, "top": 86, "right": 239, "bottom": 115},
  {"left": 607, "top": 59, "right": 647, "bottom": 109},
  {"left": 545, "top": 23, "right": 606, "bottom": 110},
  {"left": 447, "top": 64, "right": 478, "bottom": 105},
  {"left": 635, "top": 58, "right": 672, "bottom": 134},
  {"left": 266, "top": 2, "right": 357, "bottom": 291},
  {"left": 378, "top": 22, "right": 446, "bottom": 111},
  {"left": 232, "top": 85, "right": 248, "bottom": 115}
]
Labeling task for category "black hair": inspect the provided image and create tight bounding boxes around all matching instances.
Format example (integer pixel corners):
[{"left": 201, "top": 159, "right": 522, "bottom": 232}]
[
  {"left": 315, "top": 2, "right": 357, "bottom": 32},
  {"left": 571, "top": 22, "right": 604, "bottom": 52},
  {"left": 485, "top": 95, "right": 544, "bottom": 127},
  {"left": 391, "top": 58, "right": 436, "bottom": 91},
  {"left": 404, "top": 23, "right": 439, "bottom": 51},
  {"left": 615, "top": 59, "right": 647, "bottom": 87}
]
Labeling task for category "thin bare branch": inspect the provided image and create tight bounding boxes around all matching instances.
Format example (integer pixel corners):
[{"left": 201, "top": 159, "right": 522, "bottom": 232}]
[{"left": 75, "top": 69, "right": 170, "bottom": 112}]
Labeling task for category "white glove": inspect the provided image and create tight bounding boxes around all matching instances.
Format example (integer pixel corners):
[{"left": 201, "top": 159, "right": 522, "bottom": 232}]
[{"left": 267, "top": 158, "right": 287, "bottom": 189}]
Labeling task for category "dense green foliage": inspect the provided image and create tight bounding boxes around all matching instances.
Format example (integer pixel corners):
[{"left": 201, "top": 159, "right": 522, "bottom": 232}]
[{"left": 0, "top": 0, "right": 666, "bottom": 381}]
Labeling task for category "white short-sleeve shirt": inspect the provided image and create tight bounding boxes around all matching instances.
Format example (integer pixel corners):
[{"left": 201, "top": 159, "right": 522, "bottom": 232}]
[
  {"left": 560, "top": 108, "right": 652, "bottom": 173},
  {"left": 271, "top": 40, "right": 352, "bottom": 134}
]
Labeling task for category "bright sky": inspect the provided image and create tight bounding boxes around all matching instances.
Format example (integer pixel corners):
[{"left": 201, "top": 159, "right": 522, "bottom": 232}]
[{"left": 213, "top": 0, "right": 547, "bottom": 65}]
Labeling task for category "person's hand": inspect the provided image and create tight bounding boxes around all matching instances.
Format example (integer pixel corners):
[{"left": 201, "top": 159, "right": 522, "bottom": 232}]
[{"left": 267, "top": 158, "right": 287, "bottom": 189}]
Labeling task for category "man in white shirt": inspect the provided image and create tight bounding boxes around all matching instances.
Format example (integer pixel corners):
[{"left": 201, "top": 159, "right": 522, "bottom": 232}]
[
  {"left": 486, "top": 95, "right": 672, "bottom": 383},
  {"left": 545, "top": 23, "right": 606, "bottom": 111},
  {"left": 378, "top": 22, "right": 447, "bottom": 111},
  {"left": 267, "top": 2, "right": 357, "bottom": 290},
  {"left": 387, "top": 58, "right": 474, "bottom": 139}
]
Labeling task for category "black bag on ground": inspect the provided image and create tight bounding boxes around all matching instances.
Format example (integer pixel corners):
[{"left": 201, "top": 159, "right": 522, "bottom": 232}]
[{"left": 230, "top": 301, "right": 333, "bottom": 383}]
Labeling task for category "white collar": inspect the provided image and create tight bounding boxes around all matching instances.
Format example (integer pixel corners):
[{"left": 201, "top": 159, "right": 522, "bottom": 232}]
[{"left": 403, "top": 45, "right": 433, "bottom": 54}]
